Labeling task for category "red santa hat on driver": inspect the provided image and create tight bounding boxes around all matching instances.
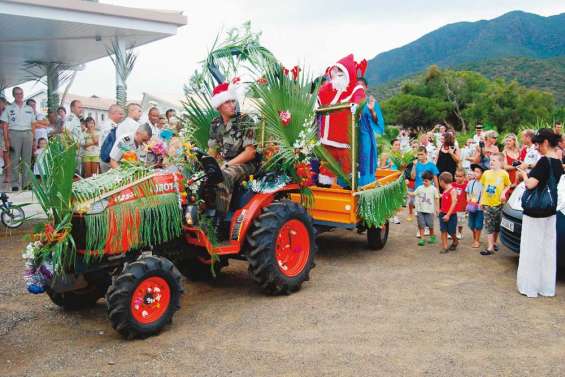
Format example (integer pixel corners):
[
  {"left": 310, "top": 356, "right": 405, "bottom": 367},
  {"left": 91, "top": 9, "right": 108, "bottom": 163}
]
[{"left": 211, "top": 80, "right": 238, "bottom": 109}]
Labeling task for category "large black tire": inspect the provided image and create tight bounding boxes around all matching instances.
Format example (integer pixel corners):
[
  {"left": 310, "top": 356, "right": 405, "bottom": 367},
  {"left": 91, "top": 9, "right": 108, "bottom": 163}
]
[
  {"left": 246, "top": 200, "right": 316, "bottom": 295},
  {"left": 46, "top": 272, "right": 111, "bottom": 310},
  {"left": 106, "top": 255, "right": 183, "bottom": 339},
  {"left": 367, "top": 221, "right": 389, "bottom": 250}
]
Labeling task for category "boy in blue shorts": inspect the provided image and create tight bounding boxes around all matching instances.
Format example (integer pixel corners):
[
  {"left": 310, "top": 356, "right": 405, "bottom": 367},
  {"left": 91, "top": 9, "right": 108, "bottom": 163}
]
[{"left": 466, "top": 164, "right": 485, "bottom": 248}]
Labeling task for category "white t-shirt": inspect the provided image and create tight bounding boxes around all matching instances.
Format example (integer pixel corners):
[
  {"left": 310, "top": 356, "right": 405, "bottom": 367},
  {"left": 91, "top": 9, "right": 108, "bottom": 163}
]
[
  {"left": 414, "top": 185, "right": 439, "bottom": 214},
  {"left": 116, "top": 117, "right": 140, "bottom": 142},
  {"left": 523, "top": 145, "right": 541, "bottom": 171}
]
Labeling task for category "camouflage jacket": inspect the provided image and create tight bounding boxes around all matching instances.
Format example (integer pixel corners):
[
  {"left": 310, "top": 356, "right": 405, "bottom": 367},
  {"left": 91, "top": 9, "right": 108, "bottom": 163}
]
[{"left": 208, "top": 113, "right": 256, "bottom": 161}]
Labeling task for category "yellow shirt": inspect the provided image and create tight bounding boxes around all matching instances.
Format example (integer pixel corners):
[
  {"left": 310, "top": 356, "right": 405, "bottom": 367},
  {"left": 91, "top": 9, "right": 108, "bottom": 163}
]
[{"left": 479, "top": 169, "right": 511, "bottom": 207}]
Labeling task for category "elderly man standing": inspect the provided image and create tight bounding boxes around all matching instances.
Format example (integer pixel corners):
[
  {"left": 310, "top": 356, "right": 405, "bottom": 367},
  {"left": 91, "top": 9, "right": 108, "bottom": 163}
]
[
  {"left": 109, "top": 123, "right": 152, "bottom": 168},
  {"left": 99, "top": 104, "right": 125, "bottom": 173},
  {"left": 116, "top": 103, "right": 142, "bottom": 141},
  {"left": 207, "top": 82, "right": 256, "bottom": 223},
  {"left": 0, "top": 87, "right": 35, "bottom": 191}
]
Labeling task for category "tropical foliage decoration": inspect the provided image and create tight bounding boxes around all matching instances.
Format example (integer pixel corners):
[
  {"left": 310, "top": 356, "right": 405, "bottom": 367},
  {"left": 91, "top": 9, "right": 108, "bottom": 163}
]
[
  {"left": 249, "top": 64, "right": 350, "bottom": 186},
  {"left": 356, "top": 174, "right": 407, "bottom": 228},
  {"left": 29, "top": 135, "right": 77, "bottom": 274}
]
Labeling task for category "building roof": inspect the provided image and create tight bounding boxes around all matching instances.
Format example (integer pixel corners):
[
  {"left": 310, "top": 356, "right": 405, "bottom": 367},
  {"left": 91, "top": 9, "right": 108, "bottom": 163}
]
[
  {"left": 0, "top": 0, "right": 187, "bottom": 88},
  {"left": 64, "top": 93, "right": 124, "bottom": 111}
]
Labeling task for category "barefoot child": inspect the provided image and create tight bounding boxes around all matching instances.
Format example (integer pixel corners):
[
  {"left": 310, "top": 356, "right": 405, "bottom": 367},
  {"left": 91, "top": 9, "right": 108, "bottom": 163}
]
[
  {"left": 438, "top": 172, "right": 459, "bottom": 253},
  {"left": 452, "top": 168, "right": 468, "bottom": 239},
  {"left": 466, "top": 164, "right": 485, "bottom": 248},
  {"left": 410, "top": 171, "right": 439, "bottom": 246},
  {"left": 479, "top": 153, "right": 511, "bottom": 256}
]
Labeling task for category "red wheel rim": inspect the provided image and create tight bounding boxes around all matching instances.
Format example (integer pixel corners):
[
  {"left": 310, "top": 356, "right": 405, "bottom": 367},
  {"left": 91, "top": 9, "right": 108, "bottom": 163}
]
[
  {"left": 275, "top": 219, "right": 310, "bottom": 277},
  {"left": 130, "top": 276, "right": 171, "bottom": 325}
]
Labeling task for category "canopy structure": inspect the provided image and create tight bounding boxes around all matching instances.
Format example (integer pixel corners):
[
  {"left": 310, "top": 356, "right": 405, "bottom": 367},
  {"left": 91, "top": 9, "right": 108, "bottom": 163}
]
[{"left": 0, "top": 0, "right": 187, "bottom": 88}]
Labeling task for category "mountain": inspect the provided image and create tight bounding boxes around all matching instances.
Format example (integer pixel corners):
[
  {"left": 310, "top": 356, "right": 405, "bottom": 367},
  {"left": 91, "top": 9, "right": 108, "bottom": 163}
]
[
  {"left": 366, "top": 11, "right": 565, "bottom": 85},
  {"left": 371, "top": 56, "right": 565, "bottom": 105}
]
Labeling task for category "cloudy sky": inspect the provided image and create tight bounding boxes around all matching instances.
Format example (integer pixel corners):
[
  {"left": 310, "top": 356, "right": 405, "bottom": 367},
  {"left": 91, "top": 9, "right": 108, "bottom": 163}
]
[{"left": 21, "top": 0, "right": 565, "bottom": 102}]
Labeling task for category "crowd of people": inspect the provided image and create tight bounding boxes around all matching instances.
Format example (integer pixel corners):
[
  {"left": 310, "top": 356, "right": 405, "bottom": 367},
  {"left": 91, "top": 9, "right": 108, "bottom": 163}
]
[
  {"left": 0, "top": 87, "right": 179, "bottom": 189},
  {"left": 390, "top": 122, "right": 564, "bottom": 298}
]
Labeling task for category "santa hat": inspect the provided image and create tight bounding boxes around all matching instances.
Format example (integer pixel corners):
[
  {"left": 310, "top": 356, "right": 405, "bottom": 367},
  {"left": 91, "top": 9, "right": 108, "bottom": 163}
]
[
  {"left": 211, "top": 81, "right": 237, "bottom": 109},
  {"left": 331, "top": 54, "right": 368, "bottom": 90}
]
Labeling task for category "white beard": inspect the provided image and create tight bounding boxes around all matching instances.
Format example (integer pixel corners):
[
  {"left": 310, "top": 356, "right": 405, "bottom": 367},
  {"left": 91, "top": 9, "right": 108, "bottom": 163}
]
[{"left": 331, "top": 75, "right": 348, "bottom": 92}]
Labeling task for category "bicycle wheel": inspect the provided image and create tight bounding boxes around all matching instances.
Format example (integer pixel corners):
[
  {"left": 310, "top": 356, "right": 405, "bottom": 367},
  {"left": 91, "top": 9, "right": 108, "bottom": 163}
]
[{"left": 1, "top": 206, "right": 25, "bottom": 228}]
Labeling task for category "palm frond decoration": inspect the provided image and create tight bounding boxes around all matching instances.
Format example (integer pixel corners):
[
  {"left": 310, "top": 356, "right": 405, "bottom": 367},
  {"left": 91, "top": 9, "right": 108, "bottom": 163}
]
[
  {"left": 180, "top": 83, "right": 218, "bottom": 149},
  {"left": 389, "top": 150, "right": 415, "bottom": 171},
  {"left": 204, "top": 21, "right": 276, "bottom": 84},
  {"left": 106, "top": 38, "right": 138, "bottom": 108},
  {"left": 249, "top": 64, "right": 349, "bottom": 184},
  {"left": 30, "top": 135, "right": 78, "bottom": 274},
  {"left": 248, "top": 65, "right": 317, "bottom": 175}
]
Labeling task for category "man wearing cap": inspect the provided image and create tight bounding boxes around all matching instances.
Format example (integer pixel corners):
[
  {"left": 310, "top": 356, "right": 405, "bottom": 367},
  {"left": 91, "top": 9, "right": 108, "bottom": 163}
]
[
  {"left": 207, "top": 81, "right": 256, "bottom": 219},
  {"left": 472, "top": 124, "right": 483, "bottom": 146}
]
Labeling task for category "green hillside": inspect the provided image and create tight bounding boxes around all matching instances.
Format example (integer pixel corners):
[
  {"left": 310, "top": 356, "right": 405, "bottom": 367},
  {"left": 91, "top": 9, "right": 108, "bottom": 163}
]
[
  {"left": 371, "top": 56, "right": 565, "bottom": 105},
  {"left": 366, "top": 11, "right": 565, "bottom": 85}
]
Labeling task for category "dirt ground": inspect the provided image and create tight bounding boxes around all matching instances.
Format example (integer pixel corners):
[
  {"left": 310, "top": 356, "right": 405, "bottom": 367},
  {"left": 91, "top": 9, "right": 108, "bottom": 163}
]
[{"left": 1, "top": 213, "right": 564, "bottom": 377}]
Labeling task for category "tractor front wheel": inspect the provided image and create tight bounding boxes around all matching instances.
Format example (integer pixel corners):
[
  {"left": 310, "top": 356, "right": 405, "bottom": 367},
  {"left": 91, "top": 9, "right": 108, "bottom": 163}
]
[
  {"left": 367, "top": 221, "right": 389, "bottom": 250},
  {"left": 246, "top": 200, "right": 316, "bottom": 295},
  {"left": 106, "top": 255, "right": 183, "bottom": 339}
]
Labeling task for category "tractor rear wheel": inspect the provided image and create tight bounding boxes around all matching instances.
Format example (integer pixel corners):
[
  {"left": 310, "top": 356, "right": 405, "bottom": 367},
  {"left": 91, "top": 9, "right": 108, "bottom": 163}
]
[
  {"left": 367, "top": 221, "right": 389, "bottom": 250},
  {"left": 246, "top": 200, "right": 316, "bottom": 295},
  {"left": 106, "top": 255, "right": 183, "bottom": 339}
]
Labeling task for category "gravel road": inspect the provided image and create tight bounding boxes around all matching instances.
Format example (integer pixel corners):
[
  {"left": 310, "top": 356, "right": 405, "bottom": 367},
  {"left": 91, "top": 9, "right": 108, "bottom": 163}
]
[{"left": 1, "top": 215, "right": 564, "bottom": 377}]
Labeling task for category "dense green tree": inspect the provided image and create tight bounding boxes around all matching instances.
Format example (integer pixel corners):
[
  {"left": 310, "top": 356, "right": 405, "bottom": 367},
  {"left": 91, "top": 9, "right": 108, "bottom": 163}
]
[{"left": 380, "top": 66, "right": 556, "bottom": 132}]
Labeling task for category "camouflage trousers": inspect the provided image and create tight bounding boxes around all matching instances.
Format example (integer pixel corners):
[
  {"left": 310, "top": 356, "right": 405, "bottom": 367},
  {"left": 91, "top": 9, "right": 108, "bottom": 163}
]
[{"left": 216, "top": 162, "right": 256, "bottom": 213}]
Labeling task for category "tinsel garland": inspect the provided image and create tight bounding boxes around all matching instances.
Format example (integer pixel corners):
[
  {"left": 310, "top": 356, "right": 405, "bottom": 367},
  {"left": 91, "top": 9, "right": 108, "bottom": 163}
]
[
  {"left": 83, "top": 192, "right": 182, "bottom": 260},
  {"left": 356, "top": 175, "right": 406, "bottom": 228},
  {"left": 72, "top": 165, "right": 151, "bottom": 205}
]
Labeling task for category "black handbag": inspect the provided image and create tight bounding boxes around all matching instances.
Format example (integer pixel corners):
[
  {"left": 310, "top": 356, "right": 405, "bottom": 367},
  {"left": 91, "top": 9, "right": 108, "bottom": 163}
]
[{"left": 521, "top": 158, "right": 558, "bottom": 218}]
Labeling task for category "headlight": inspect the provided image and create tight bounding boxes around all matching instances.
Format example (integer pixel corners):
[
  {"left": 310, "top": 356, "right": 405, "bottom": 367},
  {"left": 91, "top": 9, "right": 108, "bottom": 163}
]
[{"left": 184, "top": 205, "right": 198, "bottom": 226}]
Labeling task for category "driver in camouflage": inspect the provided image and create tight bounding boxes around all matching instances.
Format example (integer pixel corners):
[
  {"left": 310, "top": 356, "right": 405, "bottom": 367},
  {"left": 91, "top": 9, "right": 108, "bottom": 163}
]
[{"left": 208, "top": 81, "right": 257, "bottom": 217}]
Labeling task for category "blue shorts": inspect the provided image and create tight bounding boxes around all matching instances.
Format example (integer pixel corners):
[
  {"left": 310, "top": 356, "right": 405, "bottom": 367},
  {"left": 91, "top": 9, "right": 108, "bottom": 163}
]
[
  {"left": 467, "top": 211, "right": 484, "bottom": 230},
  {"left": 439, "top": 213, "right": 457, "bottom": 235}
]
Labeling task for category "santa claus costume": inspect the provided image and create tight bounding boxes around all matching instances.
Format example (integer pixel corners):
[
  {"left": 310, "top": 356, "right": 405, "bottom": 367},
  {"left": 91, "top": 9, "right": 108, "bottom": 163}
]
[{"left": 317, "top": 54, "right": 368, "bottom": 186}]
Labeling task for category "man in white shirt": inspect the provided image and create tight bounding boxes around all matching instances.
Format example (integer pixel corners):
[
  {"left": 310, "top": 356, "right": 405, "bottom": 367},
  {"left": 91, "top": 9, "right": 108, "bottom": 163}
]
[
  {"left": 64, "top": 100, "right": 83, "bottom": 143},
  {"left": 99, "top": 104, "right": 125, "bottom": 173},
  {"left": 146, "top": 107, "right": 163, "bottom": 141},
  {"left": 472, "top": 124, "right": 483, "bottom": 146},
  {"left": 116, "top": 103, "right": 142, "bottom": 141},
  {"left": 519, "top": 129, "right": 541, "bottom": 172},
  {"left": 0, "top": 87, "right": 35, "bottom": 191}
]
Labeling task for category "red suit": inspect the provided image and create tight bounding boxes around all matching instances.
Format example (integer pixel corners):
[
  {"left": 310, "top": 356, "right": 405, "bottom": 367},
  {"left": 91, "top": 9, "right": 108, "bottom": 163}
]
[{"left": 318, "top": 54, "right": 368, "bottom": 184}]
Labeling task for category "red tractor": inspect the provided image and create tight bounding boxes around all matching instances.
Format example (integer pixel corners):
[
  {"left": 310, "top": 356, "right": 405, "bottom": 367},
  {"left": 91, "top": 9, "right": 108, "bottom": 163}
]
[
  {"left": 166, "top": 149, "right": 317, "bottom": 294},
  {"left": 43, "top": 149, "right": 316, "bottom": 339}
]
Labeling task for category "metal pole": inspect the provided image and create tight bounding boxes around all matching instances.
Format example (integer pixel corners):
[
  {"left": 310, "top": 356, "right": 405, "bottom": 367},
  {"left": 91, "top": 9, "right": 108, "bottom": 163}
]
[{"left": 351, "top": 106, "right": 356, "bottom": 192}]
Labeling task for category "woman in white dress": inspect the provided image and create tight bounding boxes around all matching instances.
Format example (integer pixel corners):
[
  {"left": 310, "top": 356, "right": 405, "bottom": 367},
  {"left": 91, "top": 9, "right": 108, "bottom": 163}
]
[{"left": 517, "top": 128, "right": 564, "bottom": 298}]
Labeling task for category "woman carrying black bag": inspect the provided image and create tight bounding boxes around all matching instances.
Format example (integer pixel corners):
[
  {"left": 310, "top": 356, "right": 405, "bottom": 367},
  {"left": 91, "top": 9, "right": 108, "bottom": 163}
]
[{"left": 517, "top": 128, "right": 564, "bottom": 298}]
